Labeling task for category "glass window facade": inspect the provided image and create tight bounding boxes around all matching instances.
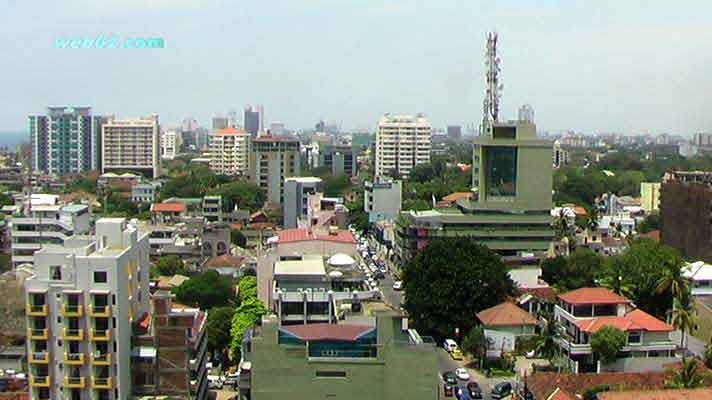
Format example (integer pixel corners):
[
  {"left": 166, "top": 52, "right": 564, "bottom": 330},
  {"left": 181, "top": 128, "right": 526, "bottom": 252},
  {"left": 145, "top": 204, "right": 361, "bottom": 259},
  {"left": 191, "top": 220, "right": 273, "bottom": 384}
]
[{"left": 485, "top": 146, "right": 517, "bottom": 197}]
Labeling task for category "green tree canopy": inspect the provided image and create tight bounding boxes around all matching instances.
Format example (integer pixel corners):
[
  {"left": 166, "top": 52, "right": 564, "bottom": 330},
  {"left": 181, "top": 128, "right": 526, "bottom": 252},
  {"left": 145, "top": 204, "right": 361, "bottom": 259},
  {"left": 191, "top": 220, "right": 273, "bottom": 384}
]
[
  {"left": 402, "top": 238, "right": 515, "bottom": 340},
  {"left": 461, "top": 326, "right": 486, "bottom": 360},
  {"left": 229, "top": 296, "right": 268, "bottom": 359},
  {"left": 230, "top": 230, "right": 247, "bottom": 248},
  {"left": 206, "top": 306, "right": 235, "bottom": 355},
  {"left": 211, "top": 180, "right": 266, "bottom": 212},
  {"left": 542, "top": 248, "right": 601, "bottom": 291},
  {"left": 238, "top": 276, "right": 258, "bottom": 301},
  {"left": 155, "top": 255, "right": 185, "bottom": 276},
  {"left": 590, "top": 326, "right": 626, "bottom": 364},
  {"left": 173, "top": 271, "right": 234, "bottom": 310},
  {"left": 323, "top": 174, "right": 352, "bottom": 197}
]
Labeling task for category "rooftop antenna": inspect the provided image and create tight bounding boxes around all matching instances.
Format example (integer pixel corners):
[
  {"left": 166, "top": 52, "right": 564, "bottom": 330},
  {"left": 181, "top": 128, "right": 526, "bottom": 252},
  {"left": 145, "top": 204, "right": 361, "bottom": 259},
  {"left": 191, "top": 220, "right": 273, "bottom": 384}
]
[{"left": 481, "top": 32, "right": 502, "bottom": 136}]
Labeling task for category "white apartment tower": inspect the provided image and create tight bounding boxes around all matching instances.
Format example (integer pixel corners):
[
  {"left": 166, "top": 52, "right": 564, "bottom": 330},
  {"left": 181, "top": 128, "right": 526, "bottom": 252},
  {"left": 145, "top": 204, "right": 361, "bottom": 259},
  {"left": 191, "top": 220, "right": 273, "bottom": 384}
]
[
  {"left": 375, "top": 113, "right": 431, "bottom": 178},
  {"left": 102, "top": 115, "right": 161, "bottom": 178},
  {"left": 160, "top": 130, "right": 181, "bottom": 160},
  {"left": 208, "top": 128, "right": 250, "bottom": 176},
  {"left": 11, "top": 194, "right": 91, "bottom": 268},
  {"left": 24, "top": 218, "right": 150, "bottom": 400}
]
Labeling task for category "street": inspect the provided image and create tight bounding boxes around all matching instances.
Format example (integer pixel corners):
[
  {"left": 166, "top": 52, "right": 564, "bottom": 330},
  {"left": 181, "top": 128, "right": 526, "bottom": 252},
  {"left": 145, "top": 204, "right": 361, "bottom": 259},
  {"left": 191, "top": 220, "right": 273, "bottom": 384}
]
[{"left": 436, "top": 348, "right": 515, "bottom": 400}]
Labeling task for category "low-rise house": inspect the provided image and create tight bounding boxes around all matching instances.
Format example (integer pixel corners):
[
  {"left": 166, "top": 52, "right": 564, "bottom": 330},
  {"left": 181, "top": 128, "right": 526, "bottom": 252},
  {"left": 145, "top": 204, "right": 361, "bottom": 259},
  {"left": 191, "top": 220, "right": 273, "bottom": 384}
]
[
  {"left": 599, "top": 388, "right": 712, "bottom": 400},
  {"left": 269, "top": 227, "right": 358, "bottom": 259},
  {"left": 517, "top": 286, "right": 557, "bottom": 315},
  {"left": 476, "top": 302, "right": 538, "bottom": 336},
  {"left": 202, "top": 195, "right": 222, "bottom": 222},
  {"left": 239, "top": 312, "right": 438, "bottom": 400},
  {"left": 554, "top": 287, "right": 677, "bottom": 373},
  {"left": 683, "top": 261, "right": 712, "bottom": 297},
  {"left": 151, "top": 202, "right": 186, "bottom": 224},
  {"left": 202, "top": 255, "right": 247, "bottom": 278},
  {"left": 131, "top": 181, "right": 160, "bottom": 204}
]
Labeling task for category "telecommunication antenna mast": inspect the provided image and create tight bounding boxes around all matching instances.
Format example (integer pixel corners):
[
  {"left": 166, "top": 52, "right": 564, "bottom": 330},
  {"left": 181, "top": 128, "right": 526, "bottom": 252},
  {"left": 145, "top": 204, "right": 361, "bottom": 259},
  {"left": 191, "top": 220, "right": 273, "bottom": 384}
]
[{"left": 481, "top": 32, "right": 502, "bottom": 136}]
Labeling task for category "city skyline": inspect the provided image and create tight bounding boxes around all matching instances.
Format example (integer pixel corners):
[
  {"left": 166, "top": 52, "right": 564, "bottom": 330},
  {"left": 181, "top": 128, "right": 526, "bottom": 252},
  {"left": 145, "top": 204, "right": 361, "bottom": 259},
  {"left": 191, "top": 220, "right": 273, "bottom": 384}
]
[{"left": 2, "top": 0, "right": 711, "bottom": 134}]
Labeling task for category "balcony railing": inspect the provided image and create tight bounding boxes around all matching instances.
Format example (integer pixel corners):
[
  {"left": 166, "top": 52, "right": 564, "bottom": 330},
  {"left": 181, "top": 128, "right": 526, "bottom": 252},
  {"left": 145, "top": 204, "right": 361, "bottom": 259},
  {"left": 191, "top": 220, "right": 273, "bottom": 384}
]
[
  {"left": 62, "top": 328, "right": 84, "bottom": 341},
  {"left": 29, "top": 352, "right": 49, "bottom": 364},
  {"left": 26, "top": 304, "right": 48, "bottom": 316},
  {"left": 30, "top": 376, "right": 50, "bottom": 387},
  {"left": 92, "top": 377, "right": 112, "bottom": 389},
  {"left": 89, "top": 305, "right": 111, "bottom": 317},
  {"left": 90, "top": 329, "right": 111, "bottom": 341},
  {"left": 61, "top": 304, "right": 83, "bottom": 317},
  {"left": 28, "top": 328, "right": 48, "bottom": 340},
  {"left": 64, "top": 352, "right": 85, "bottom": 365},
  {"left": 64, "top": 376, "right": 85, "bottom": 388},
  {"left": 90, "top": 353, "right": 111, "bottom": 365}
]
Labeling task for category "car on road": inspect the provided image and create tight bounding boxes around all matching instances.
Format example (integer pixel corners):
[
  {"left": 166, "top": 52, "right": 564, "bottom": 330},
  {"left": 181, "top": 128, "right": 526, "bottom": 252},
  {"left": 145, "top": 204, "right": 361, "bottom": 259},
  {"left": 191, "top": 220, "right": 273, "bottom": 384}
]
[
  {"left": 392, "top": 281, "right": 403, "bottom": 290},
  {"left": 455, "top": 368, "right": 470, "bottom": 381},
  {"left": 450, "top": 348, "right": 464, "bottom": 360},
  {"left": 491, "top": 381, "right": 513, "bottom": 399},
  {"left": 374, "top": 271, "right": 385, "bottom": 280},
  {"left": 467, "top": 382, "right": 483, "bottom": 399},
  {"left": 455, "top": 386, "right": 472, "bottom": 400},
  {"left": 443, "top": 339, "right": 458, "bottom": 353},
  {"left": 442, "top": 371, "right": 457, "bottom": 385}
]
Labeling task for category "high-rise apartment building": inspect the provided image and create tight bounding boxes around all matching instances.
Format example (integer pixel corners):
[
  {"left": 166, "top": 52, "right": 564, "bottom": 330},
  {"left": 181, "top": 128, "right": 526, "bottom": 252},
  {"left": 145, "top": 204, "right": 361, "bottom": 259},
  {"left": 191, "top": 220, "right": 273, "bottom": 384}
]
[
  {"left": 244, "top": 105, "right": 261, "bottom": 136},
  {"left": 283, "top": 177, "right": 323, "bottom": 228},
  {"left": 661, "top": 171, "right": 712, "bottom": 262},
  {"left": 24, "top": 218, "right": 150, "bottom": 400},
  {"left": 208, "top": 128, "right": 250, "bottom": 176},
  {"left": 102, "top": 115, "right": 161, "bottom": 178},
  {"left": 374, "top": 113, "right": 431, "bottom": 178},
  {"left": 319, "top": 143, "right": 356, "bottom": 177},
  {"left": 446, "top": 125, "right": 462, "bottom": 141},
  {"left": 29, "top": 107, "right": 105, "bottom": 175},
  {"left": 11, "top": 194, "right": 91, "bottom": 268},
  {"left": 249, "top": 136, "right": 301, "bottom": 205},
  {"left": 160, "top": 130, "right": 180, "bottom": 160},
  {"left": 212, "top": 116, "right": 229, "bottom": 130}
]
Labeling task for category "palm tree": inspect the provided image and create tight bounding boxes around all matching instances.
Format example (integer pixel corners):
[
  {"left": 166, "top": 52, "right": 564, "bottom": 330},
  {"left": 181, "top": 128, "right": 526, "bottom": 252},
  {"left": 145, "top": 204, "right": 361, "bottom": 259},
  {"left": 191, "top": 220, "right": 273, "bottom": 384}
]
[
  {"left": 671, "top": 297, "right": 696, "bottom": 357},
  {"left": 554, "top": 209, "right": 571, "bottom": 241},
  {"left": 656, "top": 258, "right": 688, "bottom": 299},
  {"left": 665, "top": 358, "right": 705, "bottom": 389}
]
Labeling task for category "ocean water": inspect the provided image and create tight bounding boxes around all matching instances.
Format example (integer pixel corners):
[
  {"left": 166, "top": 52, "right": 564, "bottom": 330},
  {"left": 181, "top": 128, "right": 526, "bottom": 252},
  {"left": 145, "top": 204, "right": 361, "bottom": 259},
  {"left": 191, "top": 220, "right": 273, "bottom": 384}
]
[{"left": 0, "top": 132, "right": 26, "bottom": 149}]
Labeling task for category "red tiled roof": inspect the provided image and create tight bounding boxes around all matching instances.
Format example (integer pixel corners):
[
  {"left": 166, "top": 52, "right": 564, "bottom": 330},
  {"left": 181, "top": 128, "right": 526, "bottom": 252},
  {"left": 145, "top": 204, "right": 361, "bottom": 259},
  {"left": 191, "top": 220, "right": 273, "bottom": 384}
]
[
  {"left": 518, "top": 287, "right": 557, "bottom": 303},
  {"left": 152, "top": 203, "right": 186, "bottom": 213},
  {"left": 598, "top": 389, "right": 712, "bottom": 400},
  {"left": 575, "top": 309, "right": 673, "bottom": 333},
  {"left": 277, "top": 228, "right": 357, "bottom": 244},
  {"left": 641, "top": 230, "right": 661, "bottom": 242},
  {"left": 212, "top": 128, "right": 248, "bottom": 136},
  {"left": 549, "top": 388, "right": 577, "bottom": 400},
  {"left": 558, "top": 287, "right": 630, "bottom": 305},
  {"left": 442, "top": 192, "right": 472, "bottom": 202},
  {"left": 525, "top": 372, "right": 672, "bottom": 400},
  {"left": 281, "top": 324, "right": 374, "bottom": 341},
  {"left": 205, "top": 255, "right": 245, "bottom": 269},
  {"left": 476, "top": 302, "right": 537, "bottom": 327}
]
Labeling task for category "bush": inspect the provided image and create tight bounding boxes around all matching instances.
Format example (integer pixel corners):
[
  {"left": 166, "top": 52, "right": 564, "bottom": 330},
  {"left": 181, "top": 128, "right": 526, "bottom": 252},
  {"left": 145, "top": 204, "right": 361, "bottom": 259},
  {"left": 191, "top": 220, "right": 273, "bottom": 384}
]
[
  {"left": 173, "top": 271, "right": 235, "bottom": 310},
  {"left": 590, "top": 326, "right": 626, "bottom": 364}
]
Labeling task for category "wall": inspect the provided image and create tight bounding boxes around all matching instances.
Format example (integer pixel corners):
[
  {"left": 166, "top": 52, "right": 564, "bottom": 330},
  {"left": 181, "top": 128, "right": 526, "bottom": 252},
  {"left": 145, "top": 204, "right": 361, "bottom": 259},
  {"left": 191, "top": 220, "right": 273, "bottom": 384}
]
[
  {"left": 661, "top": 182, "right": 712, "bottom": 262},
  {"left": 601, "top": 356, "right": 677, "bottom": 373}
]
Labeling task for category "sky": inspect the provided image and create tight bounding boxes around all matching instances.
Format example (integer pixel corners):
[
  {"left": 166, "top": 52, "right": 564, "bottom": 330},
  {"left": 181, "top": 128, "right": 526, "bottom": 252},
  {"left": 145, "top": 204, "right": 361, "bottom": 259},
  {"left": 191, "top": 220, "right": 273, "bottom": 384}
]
[{"left": 1, "top": 0, "right": 711, "bottom": 135}]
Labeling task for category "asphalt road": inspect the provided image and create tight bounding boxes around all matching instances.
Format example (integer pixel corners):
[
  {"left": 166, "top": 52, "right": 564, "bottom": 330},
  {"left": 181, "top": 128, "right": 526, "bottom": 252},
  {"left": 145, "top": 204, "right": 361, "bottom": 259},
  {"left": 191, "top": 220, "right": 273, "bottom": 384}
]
[{"left": 437, "top": 348, "right": 515, "bottom": 400}]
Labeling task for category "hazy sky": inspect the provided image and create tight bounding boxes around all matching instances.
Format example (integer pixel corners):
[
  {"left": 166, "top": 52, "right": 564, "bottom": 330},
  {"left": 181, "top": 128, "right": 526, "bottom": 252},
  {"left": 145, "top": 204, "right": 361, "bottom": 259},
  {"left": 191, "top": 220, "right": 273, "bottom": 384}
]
[{"left": 1, "top": 0, "right": 711, "bottom": 135}]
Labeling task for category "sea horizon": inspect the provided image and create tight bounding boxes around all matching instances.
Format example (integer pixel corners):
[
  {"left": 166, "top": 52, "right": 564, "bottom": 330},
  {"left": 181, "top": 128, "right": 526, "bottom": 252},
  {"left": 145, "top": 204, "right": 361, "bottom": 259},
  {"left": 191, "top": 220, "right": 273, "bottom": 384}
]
[{"left": 0, "top": 131, "right": 26, "bottom": 149}]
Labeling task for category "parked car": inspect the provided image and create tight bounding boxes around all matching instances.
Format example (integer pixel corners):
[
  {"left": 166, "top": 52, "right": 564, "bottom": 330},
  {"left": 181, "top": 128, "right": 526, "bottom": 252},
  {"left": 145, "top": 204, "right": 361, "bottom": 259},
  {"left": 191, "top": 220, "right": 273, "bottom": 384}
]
[
  {"left": 450, "top": 348, "right": 464, "bottom": 360},
  {"left": 442, "top": 371, "right": 457, "bottom": 385},
  {"left": 455, "top": 368, "right": 470, "bottom": 381},
  {"left": 224, "top": 372, "right": 239, "bottom": 388},
  {"left": 207, "top": 375, "right": 223, "bottom": 389},
  {"left": 467, "top": 382, "right": 483, "bottom": 399},
  {"left": 444, "top": 384, "right": 454, "bottom": 397},
  {"left": 392, "top": 281, "right": 403, "bottom": 290},
  {"left": 443, "top": 339, "right": 458, "bottom": 353},
  {"left": 455, "top": 386, "right": 472, "bottom": 400},
  {"left": 491, "top": 382, "right": 513, "bottom": 399}
]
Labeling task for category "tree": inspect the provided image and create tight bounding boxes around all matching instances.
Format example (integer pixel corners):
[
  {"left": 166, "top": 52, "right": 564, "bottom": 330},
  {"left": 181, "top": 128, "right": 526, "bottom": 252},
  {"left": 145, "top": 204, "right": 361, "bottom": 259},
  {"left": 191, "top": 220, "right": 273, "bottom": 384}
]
[
  {"left": 402, "top": 238, "right": 515, "bottom": 340},
  {"left": 590, "top": 326, "right": 626, "bottom": 365},
  {"left": 212, "top": 180, "right": 266, "bottom": 212},
  {"left": 541, "top": 256, "right": 568, "bottom": 286},
  {"left": 0, "top": 274, "right": 26, "bottom": 352},
  {"left": 206, "top": 306, "right": 235, "bottom": 358},
  {"left": 637, "top": 213, "right": 660, "bottom": 234},
  {"left": 671, "top": 296, "right": 696, "bottom": 355},
  {"left": 665, "top": 358, "right": 706, "bottom": 389},
  {"left": 155, "top": 255, "right": 185, "bottom": 276},
  {"left": 230, "top": 230, "right": 247, "bottom": 248},
  {"left": 229, "top": 296, "right": 268, "bottom": 359},
  {"left": 705, "top": 338, "right": 712, "bottom": 370},
  {"left": 238, "top": 276, "right": 258, "bottom": 301},
  {"left": 543, "top": 249, "right": 600, "bottom": 291},
  {"left": 461, "top": 326, "right": 486, "bottom": 366},
  {"left": 323, "top": 174, "right": 352, "bottom": 197},
  {"left": 173, "top": 271, "right": 235, "bottom": 310}
]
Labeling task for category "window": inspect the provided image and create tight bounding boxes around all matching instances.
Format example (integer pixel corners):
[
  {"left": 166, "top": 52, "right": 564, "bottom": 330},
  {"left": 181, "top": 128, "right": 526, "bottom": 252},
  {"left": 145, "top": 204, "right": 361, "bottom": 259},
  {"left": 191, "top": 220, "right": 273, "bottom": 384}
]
[
  {"left": 316, "top": 370, "right": 346, "bottom": 378},
  {"left": 485, "top": 146, "right": 517, "bottom": 198},
  {"left": 94, "top": 271, "right": 108, "bottom": 283},
  {"left": 628, "top": 331, "right": 642, "bottom": 344},
  {"left": 50, "top": 266, "right": 62, "bottom": 280}
]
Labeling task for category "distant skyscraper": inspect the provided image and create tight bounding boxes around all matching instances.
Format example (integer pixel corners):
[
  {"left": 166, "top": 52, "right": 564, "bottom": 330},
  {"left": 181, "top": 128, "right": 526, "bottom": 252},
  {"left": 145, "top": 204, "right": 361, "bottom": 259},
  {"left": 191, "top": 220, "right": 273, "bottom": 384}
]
[
  {"left": 244, "top": 105, "right": 261, "bottom": 136},
  {"left": 227, "top": 110, "right": 238, "bottom": 128},
  {"left": 447, "top": 125, "right": 462, "bottom": 140},
  {"left": 212, "top": 116, "right": 229, "bottom": 130},
  {"left": 181, "top": 117, "right": 198, "bottom": 133},
  {"left": 29, "top": 107, "right": 105, "bottom": 175},
  {"left": 518, "top": 104, "right": 535, "bottom": 123},
  {"left": 269, "top": 121, "right": 285, "bottom": 136},
  {"left": 102, "top": 115, "right": 161, "bottom": 178},
  {"left": 375, "top": 113, "right": 431, "bottom": 178}
]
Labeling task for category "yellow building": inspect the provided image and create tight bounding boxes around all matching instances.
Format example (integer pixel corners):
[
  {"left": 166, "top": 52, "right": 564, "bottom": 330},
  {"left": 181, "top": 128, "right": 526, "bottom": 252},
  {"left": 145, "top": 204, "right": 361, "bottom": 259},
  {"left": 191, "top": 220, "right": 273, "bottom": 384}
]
[{"left": 641, "top": 182, "right": 661, "bottom": 213}]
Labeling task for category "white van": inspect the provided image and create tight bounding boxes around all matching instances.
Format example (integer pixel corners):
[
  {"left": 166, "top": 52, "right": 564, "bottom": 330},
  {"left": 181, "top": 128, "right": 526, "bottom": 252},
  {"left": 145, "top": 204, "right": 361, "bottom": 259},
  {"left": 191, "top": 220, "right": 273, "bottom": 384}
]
[{"left": 443, "top": 339, "right": 458, "bottom": 353}]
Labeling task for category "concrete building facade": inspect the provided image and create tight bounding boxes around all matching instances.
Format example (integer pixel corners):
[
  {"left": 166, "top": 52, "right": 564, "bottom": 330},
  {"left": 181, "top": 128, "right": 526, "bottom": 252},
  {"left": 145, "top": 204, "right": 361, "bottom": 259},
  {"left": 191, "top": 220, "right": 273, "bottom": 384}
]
[
  {"left": 319, "top": 144, "right": 356, "bottom": 177},
  {"left": 208, "top": 128, "right": 250, "bottom": 176},
  {"left": 661, "top": 171, "right": 712, "bottom": 262},
  {"left": 249, "top": 136, "right": 301, "bottom": 205},
  {"left": 29, "top": 107, "right": 105, "bottom": 176},
  {"left": 364, "top": 178, "right": 402, "bottom": 223},
  {"left": 160, "top": 130, "right": 180, "bottom": 160},
  {"left": 24, "top": 218, "right": 150, "bottom": 400},
  {"left": 640, "top": 182, "right": 661, "bottom": 214},
  {"left": 374, "top": 113, "right": 431, "bottom": 178},
  {"left": 283, "top": 177, "right": 323, "bottom": 229},
  {"left": 102, "top": 115, "right": 161, "bottom": 178}
]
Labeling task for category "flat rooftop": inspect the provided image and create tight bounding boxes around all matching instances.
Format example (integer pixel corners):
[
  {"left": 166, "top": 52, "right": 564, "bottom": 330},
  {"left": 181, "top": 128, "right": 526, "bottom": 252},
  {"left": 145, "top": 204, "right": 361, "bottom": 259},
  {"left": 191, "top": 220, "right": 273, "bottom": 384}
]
[{"left": 274, "top": 257, "right": 326, "bottom": 277}]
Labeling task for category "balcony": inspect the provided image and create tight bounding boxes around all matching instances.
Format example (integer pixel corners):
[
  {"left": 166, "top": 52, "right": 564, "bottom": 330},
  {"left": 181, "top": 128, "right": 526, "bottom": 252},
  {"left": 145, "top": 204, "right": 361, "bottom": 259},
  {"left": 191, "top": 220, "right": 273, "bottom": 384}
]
[
  {"left": 64, "top": 352, "right": 85, "bottom": 365},
  {"left": 63, "top": 328, "right": 84, "bottom": 341},
  {"left": 61, "top": 304, "right": 84, "bottom": 317},
  {"left": 92, "top": 377, "right": 112, "bottom": 389},
  {"left": 64, "top": 376, "right": 86, "bottom": 389},
  {"left": 26, "top": 304, "right": 48, "bottom": 316},
  {"left": 89, "top": 305, "right": 111, "bottom": 318},
  {"left": 90, "top": 353, "right": 111, "bottom": 366},
  {"left": 29, "top": 352, "right": 49, "bottom": 364},
  {"left": 28, "top": 329, "right": 48, "bottom": 340},
  {"left": 90, "top": 329, "right": 111, "bottom": 341},
  {"left": 30, "top": 376, "right": 51, "bottom": 387}
]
